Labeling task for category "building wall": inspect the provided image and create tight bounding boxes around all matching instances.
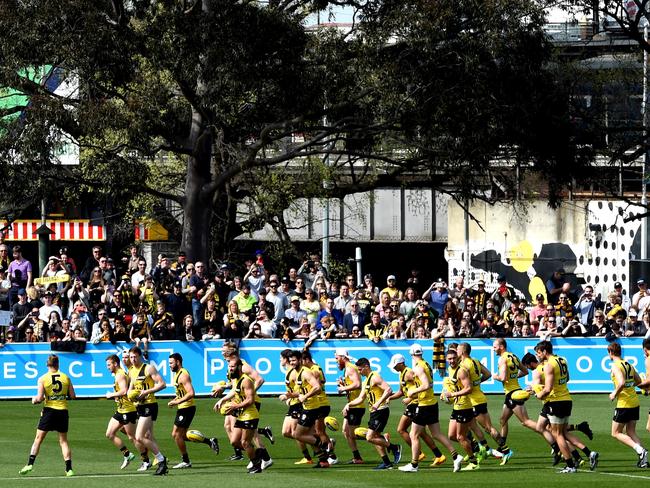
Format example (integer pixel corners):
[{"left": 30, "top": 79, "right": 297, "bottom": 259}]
[{"left": 446, "top": 199, "right": 643, "bottom": 300}]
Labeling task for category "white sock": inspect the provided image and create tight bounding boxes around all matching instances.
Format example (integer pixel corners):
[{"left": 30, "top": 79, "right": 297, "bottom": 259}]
[
  {"left": 155, "top": 452, "right": 165, "bottom": 463},
  {"left": 633, "top": 444, "right": 645, "bottom": 455}
]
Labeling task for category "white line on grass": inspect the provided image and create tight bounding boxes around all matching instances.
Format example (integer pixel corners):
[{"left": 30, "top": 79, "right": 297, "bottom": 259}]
[
  {"left": 546, "top": 467, "right": 650, "bottom": 480},
  {"left": 3, "top": 473, "right": 150, "bottom": 481}
]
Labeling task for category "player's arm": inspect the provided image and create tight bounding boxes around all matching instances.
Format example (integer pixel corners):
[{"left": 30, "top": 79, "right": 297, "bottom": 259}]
[
  {"left": 479, "top": 362, "right": 492, "bottom": 383},
  {"left": 372, "top": 374, "right": 393, "bottom": 410},
  {"left": 538, "top": 362, "right": 554, "bottom": 400},
  {"left": 517, "top": 359, "right": 529, "bottom": 378},
  {"left": 243, "top": 362, "right": 265, "bottom": 391},
  {"left": 638, "top": 355, "right": 650, "bottom": 389},
  {"left": 32, "top": 377, "right": 45, "bottom": 404},
  {"left": 210, "top": 379, "right": 232, "bottom": 397},
  {"left": 447, "top": 367, "right": 472, "bottom": 399},
  {"left": 298, "top": 369, "right": 321, "bottom": 404},
  {"left": 492, "top": 356, "right": 507, "bottom": 382},
  {"left": 609, "top": 364, "right": 625, "bottom": 401},
  {"left": 214, "top": 388, "right": 237, "bottom": 411},
  {"left": 143, "top": 364, "right": 166, "bottom": 397},
  {"left": 169, "top": 371, "right": 195, "bottom": 407},
  {"left": 68, "top": 379, "right": 76, "bottom": 400}
]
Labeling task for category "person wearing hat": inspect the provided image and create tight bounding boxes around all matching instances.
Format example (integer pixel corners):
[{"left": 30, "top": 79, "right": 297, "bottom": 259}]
[
  {"left": 284, "top": 295, "right": 307, "bottom": 331},
  {"left": 529, "top": 293, "right": 548, "bottom": 323},
  {"left": 546, "top": 268, "right": 569, "bottom": 306},
  {"left": 380, "top": 275, "right": 402, "bottom": 301},
  {"left": 335, "top": 349, "right": 365, "bottom": 464},
  {"left": 468, "top": 279, "right": 489, "bottom": 317},
  {"left": 422, "top": 279, "right": 449, "bottom": 317},
  {"left": 490, "top": 275, "right": 516, "bottom": 312},
  {"left": 611, "top": 281, "right": 631, "bottom": 313},
  {"left": 623, "top": 309, "right": 644, "bottom": 337},
  {"left": 343, "top": 357, "right": 402, "bottom": 470},
  {"left": 398, "top": 344, "right": 461, "bottom": 472},
  {"left": 38, "top": 290, "right": 63, "bottom": 324}
]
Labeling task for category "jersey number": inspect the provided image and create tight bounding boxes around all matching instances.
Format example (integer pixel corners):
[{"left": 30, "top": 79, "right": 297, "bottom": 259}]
[
  {"left": 51, "top": 374, "right": 63, "bottom": 394},
  {"left": 557, "top": 358, "right": 569, "bottom": 380}
]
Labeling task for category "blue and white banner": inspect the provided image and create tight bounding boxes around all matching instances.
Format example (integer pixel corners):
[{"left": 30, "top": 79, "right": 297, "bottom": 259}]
[{"left": 0, "top": 338, "right": 646, "bottom": 399}]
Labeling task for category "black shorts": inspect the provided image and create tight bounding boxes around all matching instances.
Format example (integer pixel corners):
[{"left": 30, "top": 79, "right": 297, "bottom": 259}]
[
  {"left": 38, "top": 407, "right": 69, "bottom": 433},
  {"left": 113, "top": 411, "right": 138, "bottom": 425},
  {"left": 504, "top": 390, "right": 526, "bottom": 410},
  {"left": 298, "top": 408, "right": 320, "bottom": 428},
  {"left": 136, "top": 402, "right": 159, "bottom": 421},
  {"left": 286, "top": 403, "right": 302, "bottom": 419},
  {"left": 547, "top": 400, "right": 572, "bottom": 421},
  {"left": 255, "top": 401, "right": 261, "bottom": 412},
  {"left": 450, "top": 408, "right": 474, "bottom": 424},
  {"left": 403, "top": 403, "right": 417, "bottom": 419},
  {"left": 473, "top": 402, "right": 489, "bottom": 417},
  {"left": 368, "top": 408, "right": 390, "bottom": 433},
  {"left": 539, "top": 403, "right": 550, "bottom": 419},
  {"left": 175, "top": 406, "right": 196, "bottom": 428},
  {"left": 234, "top": 418, "right": 260, "bottom": 430},
  {"left": 413, "top": 404, "right": 439, "bottom": 427},
  {"left": 317, "top": 405, "right": 331, "bottom": 420},
  {"left": 345, "top": 407, "right": 365, "bottom": 427},
  {"left": 613, "top": 406, "right": 640, "bottom": 424}
]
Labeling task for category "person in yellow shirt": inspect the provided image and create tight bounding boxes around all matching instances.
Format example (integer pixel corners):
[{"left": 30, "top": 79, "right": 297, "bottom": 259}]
[
  {"left": 127, "top": 346, "right": 168, "bottom": 475},
  {"left": 399, "top": 344, "right": 461, "bottom": 472},
  {"left": 20, "top": 354, "right": 76, "bottom": 477},
  {"left": 344, "top": 357, "right": 401, "bottom": 470},
  {"left": 216, "top": 357, "right": 265, "bottom": 474},
  {"left": 335, "top": 348, "right": 365, "bottom": 464},
  {"left": 607, "top": 342, "right": 648, "bottom": 467},
  {"left": 167, "top": 353, "right": 219, "bottom": 469},
  {"left": 105, "top": 354, "right": 137, "bottom": 470},
  {"left": 535, "top": 340, "right": 599, "bottom": 473},
  {"left": 279, "top": 349, "right": 311, "bottom": 463}
]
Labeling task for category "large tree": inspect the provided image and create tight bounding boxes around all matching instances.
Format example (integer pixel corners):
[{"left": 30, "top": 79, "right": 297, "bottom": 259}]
[{"left": 0, "top": 0, "right": 592, "bottom": 262}]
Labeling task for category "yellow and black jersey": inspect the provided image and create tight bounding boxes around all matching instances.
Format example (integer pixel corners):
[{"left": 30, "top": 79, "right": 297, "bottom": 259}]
[
  {"left": 461, "top": 357, "right": 487, "bottom": 406},
  {"left": 446, "top": 365, "right": 472, "bottom": 411},
  {"left": 41, "top": 371, "right": 71, "bottom": 410},
  {"left": 363, "top": 372, "right": 388, "bottom": 410},
  {"left": 233, "top": 374, "right": 259, "bottom": 421},
  {"left": 296, "top": 366, "right": 319, "bottom": 411},
  {"left": 546, "top": 355, "right": 571, "bottom": 402},
  {"left": 285, "top": 367, "right": 300, "bottom": 405},
  {"left": 344, "top": 362, "right": 362, "bottom": 403},
  {"left": 611, "top": 359, "right": 639, "bottom": 409},
  {"left": 114, "top": 369, "right": 136, "bottom": 414},
  {"left": 173, "top": 367, "right": 195, "bottom": 409},
  {"left": 399, "top": 366, "right": 417, "bottom": 404},
  {"left": 414, "top": 358, "right": 437, "bottom": 406},
  {"left": 128, "top": 364, "right": 157, "bottom": 405},
  {"left": 502, "top": 352, "right": 523, "bottom": 394},
  {"left": 310, "top": 363, "right": 329, "bottom": 407}
]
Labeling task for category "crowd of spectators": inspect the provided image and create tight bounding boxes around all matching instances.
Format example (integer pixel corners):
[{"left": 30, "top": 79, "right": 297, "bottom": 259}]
[{"left": 1, "top": 243, "right": 648, "bottom": 351}]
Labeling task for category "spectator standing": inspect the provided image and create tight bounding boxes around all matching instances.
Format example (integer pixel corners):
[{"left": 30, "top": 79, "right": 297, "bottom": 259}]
[{"left": 8, "top": 245, "right": 32, "bottom": 305}]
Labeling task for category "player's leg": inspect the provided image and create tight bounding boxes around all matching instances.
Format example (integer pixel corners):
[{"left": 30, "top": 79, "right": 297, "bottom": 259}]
[
  {"left": 106, "top": 417, "right": 126, "bottom": 450},
  {"left": 408, "top": 422, "right": 424, "bottom": 464},
  {"left": 612, "top": 420, "right": 637, "bottom": 448},
  {"left": 397, "top": 415, "right": 412, "bottom": 445},
  {"left": 500, "top": 405, "right": 514, "bottom": 440},
  {"left": 172, "top": 425, "right": 191, "bottom": 468},
  {"left": 20, "top": 429, "right": 48, "bottom": 474},
  {"left": 56, "top": 432, "right": 74, "bottom": 475},
  {"left": 224, "top": 414, "right": 242, "bottom": 460},
  {"left": 342, "top": 411, "right": 363, "bottom": 463}
]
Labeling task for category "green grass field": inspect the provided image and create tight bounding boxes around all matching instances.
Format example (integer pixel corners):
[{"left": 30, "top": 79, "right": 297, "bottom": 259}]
[{"left": 1, "top": 395, "right": 649, "bottom": 487}]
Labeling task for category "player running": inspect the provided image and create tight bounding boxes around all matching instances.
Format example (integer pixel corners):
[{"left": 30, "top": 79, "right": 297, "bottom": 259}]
[
  {"left": 344, "top": 357, "right": 401, "bottom": 470},
  {"left": 399, "top": 344, "right": 463, "bottom": 472},
  {"left": 105, "top": 354, "right": 137, "bottom": 469},
  {"left": 127, "top": 346, "right": 168, "bottom": 475},
  {"left": 167, "top": 353, "right": 219, "bottom": 469},
  {"left": 335, "top": 348, "right": 365, "bottom": 464},
  {"left": 607, "top": 342, "right": 648, "bottom": 467},
  {"left": 20, "top": 354, "right": 76, "bottom": 477}
]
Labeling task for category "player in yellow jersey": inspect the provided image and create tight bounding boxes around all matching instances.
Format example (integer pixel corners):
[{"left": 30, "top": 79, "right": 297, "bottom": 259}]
[
  {"left": 641, "top": 339, "right": 650, "bottom": 437},
  {"left": 335, "top": 348, "right": 366, "bottom": 463},
  {"left": 302, "top": 349, "right": 338, "bottom": 464},
  {"left": 216, "top": 357, "right": 265, "bottom": 474},
  {"left": 534, "top": 340, "right": 598, "bottom": 473},
  {"left": 399, "top": 344, "right": 462, "bottom": 472},
  {"left": 167, "top": 353, "right": 219, "bottom": 469},
  {"left": 457, "top": 342, "right": 505, "bottom": 460},
  {"left": 607, "top": 342, "right": 648, "bottom": 467},
  {"left": 279, "top": 349, "right": 312, "bottom": 463},
  {"left": 492, "top": 338, "right": 546, "bottom": 464},
  {"left": 388, "top": 354, "right": 447, "bottom": 467},
  {"left": 20, "top": 354, "right": 76, "bottom": 477},
  {"left": 105, "top": 354, "right": 137, "bottom": 470},
  {"left": 127, "top": 346, "right": 168, "bottom": 475},
  {"left": 443, "top": 347, "right": 479, "bottom": 471},
  {"left": 344, "top": 357, "right": 401, "bottom": 470},
  {"left": 211, "top": 343, "right": 273, "bottom": 462}
]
